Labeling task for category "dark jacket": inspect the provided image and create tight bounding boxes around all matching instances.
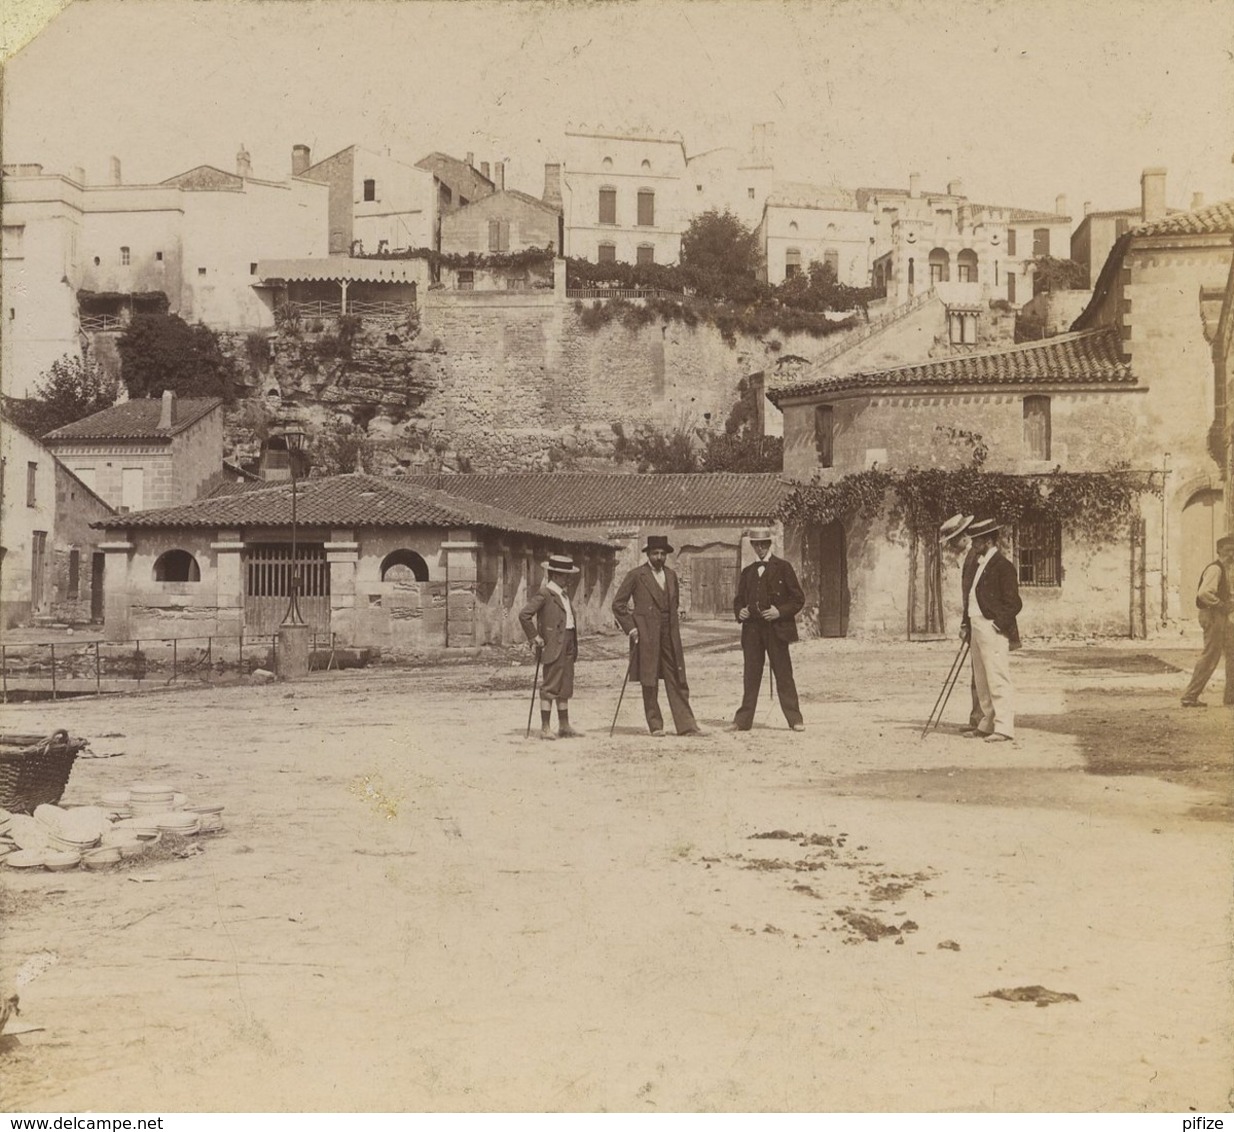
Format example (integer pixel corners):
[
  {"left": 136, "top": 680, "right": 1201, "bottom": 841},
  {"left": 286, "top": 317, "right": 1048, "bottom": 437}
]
[
  {"left": 963, "top": 550, "right": 1022, "bottom": 644},
  {"left": 518, "top": 585, "right": 576, "bottom": 664},
  {"left": 734, "top": 554, "right": 804, "bottom": 643},
  {"left": 612, "top": 563, "right": 687, "bottom": 685}
]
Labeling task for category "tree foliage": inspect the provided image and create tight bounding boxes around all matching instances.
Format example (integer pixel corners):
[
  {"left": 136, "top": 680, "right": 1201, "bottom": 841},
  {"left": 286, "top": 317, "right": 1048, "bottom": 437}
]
[
  {"left": 1031, "top": 256, "right": 1087, "bottom": 294},
  {"left": 3, "top": 354, "right": 119, "bottom": 438},
  {"left": 117, "top": 314, "right": 238, "bottom": 401},
  {"left": 679, "top": 209, "right": 764, "bottom": 302},
  {"left": 311, "top": 419, "right": 374, "bottom": 476}
]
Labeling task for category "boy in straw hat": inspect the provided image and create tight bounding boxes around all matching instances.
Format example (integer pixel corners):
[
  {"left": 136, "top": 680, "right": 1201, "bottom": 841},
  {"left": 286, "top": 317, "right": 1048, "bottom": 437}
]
[
  {"left": 729, "top": 527, "right": 805, "bottom": 731},
  {"left": 612, "top": 534, "right": 702, "bottom": 736},
  {"left": 519, "top": 553, "right": 583, "bottom": 740}
]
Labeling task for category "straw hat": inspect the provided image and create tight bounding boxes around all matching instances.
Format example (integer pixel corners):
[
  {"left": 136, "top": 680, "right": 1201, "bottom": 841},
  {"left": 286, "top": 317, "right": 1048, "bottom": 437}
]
[
  {"left": 967, "top": 518, "right": 1003, "bottom": 539},
  {"left": 745, "top": 527, "right": 774, "bottom": 543},
  {"left": 939, "top": 514, "right": 973, "bottom": 544},
  {"left": 545, "top": 553, "right": 580, "bottom": 575}
]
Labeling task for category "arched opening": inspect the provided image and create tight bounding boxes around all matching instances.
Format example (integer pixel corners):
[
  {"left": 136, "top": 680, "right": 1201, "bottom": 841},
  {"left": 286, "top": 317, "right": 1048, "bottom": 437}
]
[
  {"left": 381, "top": 549, "right": 429, "bottom": 582},
  {"left": 153, "top": 549, "right": 200, "bottom": 582},
  {"left": 928, "top": 247, "right": 950, "bottom": 283},
  {"left": 957, "top": 248, "right": 979, "bottom": 283}
]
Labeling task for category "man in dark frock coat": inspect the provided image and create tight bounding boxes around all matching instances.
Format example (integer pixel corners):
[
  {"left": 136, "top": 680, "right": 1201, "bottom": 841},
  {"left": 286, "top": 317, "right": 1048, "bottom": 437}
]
[
  {"left": 729, "top": 527, "right": 805, "bottom": 731},
  {"left": 611, "top": 535, "right": 702, "bottom": 736}
]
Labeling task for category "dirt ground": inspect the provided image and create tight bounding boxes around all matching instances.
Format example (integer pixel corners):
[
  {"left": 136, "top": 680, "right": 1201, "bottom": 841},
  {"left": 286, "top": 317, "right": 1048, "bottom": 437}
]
[{"left": 1, "top": 628, "right": 1231, "bottom": 1113}]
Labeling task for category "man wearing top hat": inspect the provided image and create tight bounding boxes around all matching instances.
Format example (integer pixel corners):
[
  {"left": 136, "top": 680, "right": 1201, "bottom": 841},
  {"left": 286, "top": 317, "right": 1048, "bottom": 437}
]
[
  {"left": 519, "top": 553, "right": 583, "bottom": 740},
  {"left": 729, "top": 527, "right": 806, "bottom": 732},
  {"left": 960, "top": 518, "right": 1022, "bottom": 742},
  {"left": 612, "top": 534, "right": 703, "bottom": 736}
]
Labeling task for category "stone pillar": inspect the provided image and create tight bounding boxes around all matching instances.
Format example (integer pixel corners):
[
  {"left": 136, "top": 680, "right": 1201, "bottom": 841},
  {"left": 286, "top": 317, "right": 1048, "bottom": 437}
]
[
  {"left": 99, "top": 541, "right": 133, "bottom": 642},
  {"left": 325, "top": 535, "right": 359, "bottom": 646},
  {"left": 211, "top": 533, "right": 246, "bottom": 639},
  {"left": 441, "top": 540, "right": 480, "bottom": 648},
  {"left": 340, "top": 279, "right": 349, "bottom": 315},
  {"left": 277, "top": 622, "right": 311, "bottom": 679}
]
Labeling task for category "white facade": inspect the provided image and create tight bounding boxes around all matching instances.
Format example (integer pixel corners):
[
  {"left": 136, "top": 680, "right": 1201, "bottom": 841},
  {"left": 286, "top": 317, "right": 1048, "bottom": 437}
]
[
  {"left": 0, "top": 417, "right": 57, "bottom": 624},
  {"left": 1, "top": 157, "right": 329, "bottom": 397},
  {"left": 561, "top": 128, "right": 688, "bottom": 266},
  {"left": 761, "top": 183, "right": 876, "bottom": 287},
  {"left": 352, "top": 148, "right": 436, "bottom": 254}
]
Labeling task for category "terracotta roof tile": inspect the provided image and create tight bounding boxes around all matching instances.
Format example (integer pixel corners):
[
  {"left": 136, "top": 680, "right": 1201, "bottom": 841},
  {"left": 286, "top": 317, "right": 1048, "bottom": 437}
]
[
  {"left": 396, "top": 472, "right": 789, "bottom": 523},
  {"left": 95, "top": 473, "right": 616, "bottom": 547},
  {"left": 1134, "top": 198, "right": 1234, "bottom": 237},
  {"left": 767, "top": 328, "right": 1131, "bottom": 404},
  {"left": 43, "top": 398, "right": 222, "bottom": 442}
]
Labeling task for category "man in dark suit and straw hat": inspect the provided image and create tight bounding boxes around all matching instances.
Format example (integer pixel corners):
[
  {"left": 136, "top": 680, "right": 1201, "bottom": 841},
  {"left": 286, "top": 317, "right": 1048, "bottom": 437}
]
[
  {"left": 519, "top": 553, "right": 583, "bottom": 740},
  {"left": 729, "top": 527, "right": 805, "bottom": 732},
  {"left": 961, "top": 518, "right": 1022, "bottom": 743},
  {"left": 612, "top": 534, "right": 702, "bottom": 737}
]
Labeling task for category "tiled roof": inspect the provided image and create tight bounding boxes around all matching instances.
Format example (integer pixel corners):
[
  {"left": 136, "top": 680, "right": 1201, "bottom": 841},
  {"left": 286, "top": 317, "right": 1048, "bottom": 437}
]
[
  {"left": 1134, "top": 198, "right": 1234, "bottom": 237},
  {"left": 43, "top": 398, "right": 222, "bottom": 442},
  {"left": 396, "top": 472, "right": 789, "bottom": 523},
  {"left": 766, "top": 181, "right": 859, "bottom": 210},
  {"left": 94, "top": 473, "right": 616, "bottom": 547},
  {"left": 767, "top": 328, "right": 1132, "bottom": 403}
]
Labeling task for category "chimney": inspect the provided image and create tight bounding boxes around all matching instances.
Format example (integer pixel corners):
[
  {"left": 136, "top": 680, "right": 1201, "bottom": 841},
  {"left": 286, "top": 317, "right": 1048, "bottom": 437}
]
[
  {"left": 1083, "top": 201, "right": 1092, "bottom": 216},
  {"left": 236, "top": 144, "right": 252, "bottom": 178},
  {"left": 480, "top": 161, "right": 490, "bottom": 180},
  {"left": 908, "top": 172, "right": 921, "bottom": 198},
  {"left": 495, "top": 161, "right": 505, "bottom": 191},
  {"left": 109, "top": 156, "right": 122, "bottom": 185},
  {"left": 1141, "top": 167, "right": 1167, "bottom": 223},
  {"left": 158, "top": 389, "right": 175, "bottom": 431},
  {"left": 465, "top": 152, "right": 474, "bottom": 169},
  {"left": 1192, "top": 191, "right": 1206, "bottom": 210},
  {"left": 292, "top": 144, "right": 311, "bottom": 176},
  {"left": 947, "top": 178, "right": 963, "bottom": 197},
  {"left": 1055, "top": 193, "right": 1067, "bottom": 216},
  {"left": 543, "top": 163, "right": 563, "bottom": 211}
]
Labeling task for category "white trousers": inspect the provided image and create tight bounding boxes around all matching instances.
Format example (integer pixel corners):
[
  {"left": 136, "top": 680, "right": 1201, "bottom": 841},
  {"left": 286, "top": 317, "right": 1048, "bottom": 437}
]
[{"left": 969, "top": 616, "right": 1014, "bottom": 739}]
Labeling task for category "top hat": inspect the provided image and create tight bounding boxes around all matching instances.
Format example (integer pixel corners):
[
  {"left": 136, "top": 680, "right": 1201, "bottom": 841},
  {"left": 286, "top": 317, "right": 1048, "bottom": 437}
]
[
  {"left": 966, "top": 518, "right": 1003, "bottom": 539},
  {"left": 939, "top": 513, "right": 974, "bottom": 544},
  {"left": 642, "top": 534, "right": 675, "bottom": 554},
  {"left": 545, "top": 553, "right": 580, "bottom": 575},
  {"left": 745, "top": 527, "right": 775, "bottom": 543},
  {"left": 1216, "top": 535, "right": 1234, "bottom": 554}
]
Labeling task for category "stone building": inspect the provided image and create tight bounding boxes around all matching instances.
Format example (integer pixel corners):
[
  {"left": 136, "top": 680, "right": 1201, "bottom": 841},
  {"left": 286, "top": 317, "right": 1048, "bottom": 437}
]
[
  {"left": 296, "top": 144, "right": 436, "bottom": 256},
  {"left": 1, "top": 413, "right": 114, "bottom": 628},
  {"left": 760, "top": 182, "right": 875, "bottom": 287},
  {"left": 43, "top": 392, "right": 224, "bottom": 514},
  {"left": 439, "top": 190, "right": 561, "bottom": 291},
  {"left": 399, "top": 472, "right": 790, "bottom": 620},
  {"left": 1, "top": 149, "right": 328, "bottom": 397},
  {"left": 91, "top": 473, "right": 617, "bottom": 650}
]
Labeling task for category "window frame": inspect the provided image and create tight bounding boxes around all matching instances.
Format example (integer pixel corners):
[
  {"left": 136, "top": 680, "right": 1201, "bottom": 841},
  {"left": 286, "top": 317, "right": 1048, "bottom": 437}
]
[
  {"left": 1015, "top": 514, "right": 1062, "bottom": 587},
  {"left": 26, "top": 461, "right": 37, "bottom": 507},
  {"left": 1032, "top": 227, "right": 1051, "bottom": 257},
  {"left": 636, "top": 189, "right": 655, "bottom": 227},
  {"left": 363, "top": 179, "right": 376, "bottom": 202},
  {"left": 597, "top": 242, "right": 617, "bottom": 264},
  {"left": 636, "top": 243, "right": 655, "bottom": 267},
  {"left": 598, "top": 187, "right": 617, "bottom": 226}
]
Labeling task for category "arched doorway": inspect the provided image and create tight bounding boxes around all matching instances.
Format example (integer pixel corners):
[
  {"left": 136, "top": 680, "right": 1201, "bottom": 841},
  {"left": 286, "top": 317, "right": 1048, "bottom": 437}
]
[
  {"left": 1180, "top": 488, "right": 1224, "bottom": 611},
  {"left": 381, "top": 549, "right": 429, "bottom": 582}
]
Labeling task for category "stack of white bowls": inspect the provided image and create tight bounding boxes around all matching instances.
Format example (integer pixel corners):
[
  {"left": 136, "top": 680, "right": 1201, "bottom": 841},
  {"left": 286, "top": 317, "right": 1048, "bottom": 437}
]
[
  {"left": 185, "top": 802, "right": 225, "bottom": 832},
  {"left": 34, "top": 804, "right": 106, "bottom": 854},
  {"left": 156, "top": 811, "right": 201, "bottom": 836}
]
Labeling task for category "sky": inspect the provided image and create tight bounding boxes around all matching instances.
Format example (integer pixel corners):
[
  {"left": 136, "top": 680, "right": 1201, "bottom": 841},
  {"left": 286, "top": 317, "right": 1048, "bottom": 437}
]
[{"left": 2, "top": 0, "right": 1233, "bottom": 222}]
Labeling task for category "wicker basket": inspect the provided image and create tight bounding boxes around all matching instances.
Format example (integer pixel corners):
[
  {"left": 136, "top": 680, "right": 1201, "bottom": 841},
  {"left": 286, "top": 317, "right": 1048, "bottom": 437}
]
[{"left": 0, "top": 731, "right": 89, "bottom": 814}]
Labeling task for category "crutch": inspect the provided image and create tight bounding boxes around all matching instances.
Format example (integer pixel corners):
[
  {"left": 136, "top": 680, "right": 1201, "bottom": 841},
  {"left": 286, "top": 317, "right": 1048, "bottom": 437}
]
[
  {"left": 610, "top": 637, "right": 635, "bottom": 736},
  {"left": 525, "top": 646, "right": 542, "bottom": 738},
  {"left": 921, "top": 639, "right": 969, "bottom": 739}
]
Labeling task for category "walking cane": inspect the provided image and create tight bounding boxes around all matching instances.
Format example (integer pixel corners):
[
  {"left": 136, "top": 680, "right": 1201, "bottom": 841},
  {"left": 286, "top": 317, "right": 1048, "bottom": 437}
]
[
  {"left": 610, "top": 636, "right": 634, "bottom": 736},
  {"left": 525, "top": 646, "right": 542, "bottom": 739},
  {"left": 920, "top": 639, "right": 969, "bottom": 739}
]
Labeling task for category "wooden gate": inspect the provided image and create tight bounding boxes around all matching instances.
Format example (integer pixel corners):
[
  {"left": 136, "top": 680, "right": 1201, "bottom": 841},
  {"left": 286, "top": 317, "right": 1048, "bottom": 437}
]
[
  {"left": 243, "top": 543, "right": 331, "bottom": 635},
  {"left": 691, "top": 554, "right": 739, "bottom": 619}
]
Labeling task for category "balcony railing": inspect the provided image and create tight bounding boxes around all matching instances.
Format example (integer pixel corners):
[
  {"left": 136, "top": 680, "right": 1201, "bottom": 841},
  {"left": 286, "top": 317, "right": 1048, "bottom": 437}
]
[
  {"left": 79, "top": 314, "right": 124, "bottom": 332},
  {"left": 566, "top": 286, "right": 683, "bottom": 301}
]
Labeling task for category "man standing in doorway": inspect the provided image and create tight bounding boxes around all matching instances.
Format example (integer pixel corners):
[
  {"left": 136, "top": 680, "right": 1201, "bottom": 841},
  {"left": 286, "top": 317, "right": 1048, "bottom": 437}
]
[
  {"left": 729, "top": 527, "right": 805, "bottom": 732},
  {"left": 611, "top": 534, "right": 703, "bottom": 736},
  {"left": 1181, "top": 534, "right": 1234, "bottom": 707},
  {"left": 961, "top": 519, "right": 1022, "bottom": 743},
  {"left": 519, "top": 553, "right": 583, "bottom": 740}
]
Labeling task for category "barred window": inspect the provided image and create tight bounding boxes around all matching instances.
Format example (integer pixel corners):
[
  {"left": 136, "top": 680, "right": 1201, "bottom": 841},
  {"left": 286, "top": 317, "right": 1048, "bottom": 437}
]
[{"left": 1016, "top": 515, "right": 1062, "bottom": 586}]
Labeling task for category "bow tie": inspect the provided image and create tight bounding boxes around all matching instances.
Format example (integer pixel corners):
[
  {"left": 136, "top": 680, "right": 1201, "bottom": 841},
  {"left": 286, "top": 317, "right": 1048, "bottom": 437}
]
[{"left": 756, "top": 563, "right": 766, "bottom": 575}]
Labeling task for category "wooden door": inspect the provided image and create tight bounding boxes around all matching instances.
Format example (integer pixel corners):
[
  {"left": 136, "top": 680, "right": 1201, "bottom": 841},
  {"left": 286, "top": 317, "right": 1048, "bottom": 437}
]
[
  {"left": 691, "top": 555, "right": 739, "bottom": 619},
  {"left": 817, "top": 520, "right": 848, "bottom": 637},
  {"left": 91, "top": 553, "right": 105, "bottom": 622},
  {"left": 243, "top": 543, "right": 331, "bottom": 635}
]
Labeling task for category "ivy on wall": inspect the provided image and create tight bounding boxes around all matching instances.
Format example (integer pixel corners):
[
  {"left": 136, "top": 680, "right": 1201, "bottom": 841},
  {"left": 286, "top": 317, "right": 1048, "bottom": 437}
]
[{"left": 355, "top": 246, "right": 556, "bottom": 271}]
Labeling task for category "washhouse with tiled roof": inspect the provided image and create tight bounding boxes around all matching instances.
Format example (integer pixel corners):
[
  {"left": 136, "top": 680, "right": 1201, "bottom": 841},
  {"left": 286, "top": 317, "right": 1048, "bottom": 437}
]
[
  {"left": 42, "top": 392, "right": 224, "bottom": 515},
  {"left": 90, "top": 472, "right": 619, "bottom": 652},
  {"left": 761, "top": 178, "right": 1234, "bottom": 642},
  {"left": 399, "top": 472, "right": 793, "bottom": 620}
]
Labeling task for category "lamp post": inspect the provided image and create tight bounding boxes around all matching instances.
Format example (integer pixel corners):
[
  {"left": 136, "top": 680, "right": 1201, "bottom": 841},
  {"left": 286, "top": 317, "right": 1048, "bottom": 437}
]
[{"left": 274, "top": 419, "right": 310, "bottom": 677}]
